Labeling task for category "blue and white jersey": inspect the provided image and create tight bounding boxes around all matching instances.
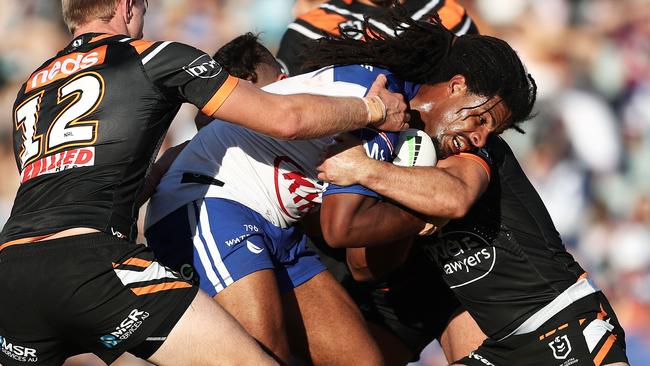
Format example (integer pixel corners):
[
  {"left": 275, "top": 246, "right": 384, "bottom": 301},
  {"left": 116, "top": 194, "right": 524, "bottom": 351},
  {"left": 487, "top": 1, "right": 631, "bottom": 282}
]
[{"left": 145, "top": 65, "right": 421, "bottom": 229}]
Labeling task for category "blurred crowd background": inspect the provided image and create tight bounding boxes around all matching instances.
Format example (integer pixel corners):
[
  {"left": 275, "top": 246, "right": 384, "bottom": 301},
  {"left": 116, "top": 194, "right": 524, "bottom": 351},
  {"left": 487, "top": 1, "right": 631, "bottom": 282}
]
[{"left": 0, "top": 0, "right": 648, "bottom": 365}]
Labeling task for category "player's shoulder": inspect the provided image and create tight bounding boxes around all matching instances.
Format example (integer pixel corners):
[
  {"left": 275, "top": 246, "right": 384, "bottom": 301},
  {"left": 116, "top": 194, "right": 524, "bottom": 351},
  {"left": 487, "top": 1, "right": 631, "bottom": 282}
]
[{"left": 124, "top": 39, "right": 203, "bottom": 63}]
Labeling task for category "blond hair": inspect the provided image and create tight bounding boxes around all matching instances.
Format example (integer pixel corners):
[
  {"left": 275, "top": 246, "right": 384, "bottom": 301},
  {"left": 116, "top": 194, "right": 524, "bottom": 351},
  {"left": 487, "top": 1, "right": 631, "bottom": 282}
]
[{"left": 61, "top": 0, "right": 120, "bottom": 33}]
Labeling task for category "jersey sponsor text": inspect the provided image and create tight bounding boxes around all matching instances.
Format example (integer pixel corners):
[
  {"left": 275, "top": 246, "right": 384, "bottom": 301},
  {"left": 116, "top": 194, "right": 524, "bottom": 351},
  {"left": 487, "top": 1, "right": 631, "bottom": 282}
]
[
  {"left": 26, "top": 46, "right": 107, "bottom": 92},
  {"left": 20, "top": 147, "right": 95, "bottom": 183}
]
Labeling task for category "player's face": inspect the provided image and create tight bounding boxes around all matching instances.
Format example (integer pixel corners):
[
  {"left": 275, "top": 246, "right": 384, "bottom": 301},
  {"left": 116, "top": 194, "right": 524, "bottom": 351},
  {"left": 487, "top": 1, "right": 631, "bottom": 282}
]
[
  {"left": 412, "top": 80, "right": 512, "bottom": 159},
  {"left": 428, "top": 95, "right": 511, "bottom": 158},
  {"left": 127, "top": 0, "right": 147, "bottom": 39}
]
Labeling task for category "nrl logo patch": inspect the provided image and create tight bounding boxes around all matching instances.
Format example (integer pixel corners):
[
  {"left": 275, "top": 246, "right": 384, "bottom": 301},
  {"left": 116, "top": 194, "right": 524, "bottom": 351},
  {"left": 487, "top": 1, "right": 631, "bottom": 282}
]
[{"left": 548, "top": 335, "right": 572, "bottom": 360}]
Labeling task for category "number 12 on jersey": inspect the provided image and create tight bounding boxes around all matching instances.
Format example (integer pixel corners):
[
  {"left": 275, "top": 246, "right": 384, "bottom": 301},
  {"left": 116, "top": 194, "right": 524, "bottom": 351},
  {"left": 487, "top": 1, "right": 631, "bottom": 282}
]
[{"left": 14, "top": 72, "right": 104, "bottom": 171}]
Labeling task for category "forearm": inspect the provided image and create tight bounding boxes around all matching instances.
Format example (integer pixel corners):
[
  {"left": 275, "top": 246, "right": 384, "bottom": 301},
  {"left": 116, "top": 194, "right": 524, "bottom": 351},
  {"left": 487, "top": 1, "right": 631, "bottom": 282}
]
[
  {"left": 357, "top": 160, "right": 473, "bottom": 218},
  {"left": 321, "top": 194, "right": 425, "bottom": 248},
  {"left": 347, "top": 238, "right": 414, "bottom": 282},
  {"left": 214, "top": 74, "right": 403, "bottom": 140},
  {"left": 342, "top": 200, "right": 424, "bottom": 247},
  {"left": 284, "top": 94, "right": 373, "bottom": 139}
]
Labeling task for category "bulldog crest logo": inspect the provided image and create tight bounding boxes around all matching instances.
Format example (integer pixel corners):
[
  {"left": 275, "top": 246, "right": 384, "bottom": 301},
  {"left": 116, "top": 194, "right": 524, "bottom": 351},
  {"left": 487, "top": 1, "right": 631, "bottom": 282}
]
[{"left": 548, "top": 335, "right": 572, "bottom": 360}]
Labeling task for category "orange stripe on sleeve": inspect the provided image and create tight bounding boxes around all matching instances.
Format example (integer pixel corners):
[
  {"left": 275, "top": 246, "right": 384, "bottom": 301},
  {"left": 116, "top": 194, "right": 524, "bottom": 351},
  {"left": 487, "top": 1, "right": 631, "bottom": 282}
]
[
  {"left": 129, "top": 39, "right": 156, "bottom": 55},
  {"left": 458, "top": 153, "right": 491, "bottom": 181},
  {"left": 593, "top": 334, "right": 617, "bottom": 366},
  {"left": 201, "top": 75, "right": 240, "bottom": 116},
  {"left": 131, "top": 281, "right": 192, "bottom": 296},
  {"left": 90, "top": 34, "right": 113, "bottom": 43},
  {"left": 437, "top": 1, "right": 465, "bottom": 29}
]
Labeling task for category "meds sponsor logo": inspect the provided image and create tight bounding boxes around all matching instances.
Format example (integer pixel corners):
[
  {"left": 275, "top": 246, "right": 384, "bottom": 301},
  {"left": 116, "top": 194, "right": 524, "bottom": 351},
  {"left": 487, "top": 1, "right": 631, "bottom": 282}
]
[
  {"left": 0, "top": 335, "right": 38, "bottom": 363},
  {"left": 99, "top": 309, "right": 150, "bottom": 348},
  {"left": 424, "top": 230, "right": 496, "bottom": 288},
  {"left": 26, "top": 46, "right": 107, "bottom": 92}
]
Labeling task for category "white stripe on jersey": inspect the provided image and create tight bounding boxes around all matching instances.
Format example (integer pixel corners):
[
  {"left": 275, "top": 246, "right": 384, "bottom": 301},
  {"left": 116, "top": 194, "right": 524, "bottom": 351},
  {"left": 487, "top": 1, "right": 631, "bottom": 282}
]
[
  {"left": 119, "top": 37, "right": 132, "bottom": 42},
  {"left": 197, "top": 201, "right": 234, "bottom": 287},
  {"left": 454, "top": 16, "right": 473, "bottom": 36},
  {"left": 411, "top": 0, "right": 442, "bottom": 20},
  {"left": 142, "top": 41, "right": 172, "bottom": 65},
  {"left": 288, "top": 22, "right": 324, "bottom": 40},
  {"left": 583, "top": 318, "right": 615, "bottom": 352},
  {"left": 113, "top": 261, "right": 178, "bottom": 285},
  {"left": 189, "top": 202, "right": 225, "bottom": 293},
  {"left": 378, "top": 132, "right": 395, "bottom": 154}
]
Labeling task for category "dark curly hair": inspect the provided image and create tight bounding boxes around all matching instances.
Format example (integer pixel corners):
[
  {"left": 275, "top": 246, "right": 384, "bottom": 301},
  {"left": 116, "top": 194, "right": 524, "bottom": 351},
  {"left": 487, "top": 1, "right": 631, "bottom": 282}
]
[
  {"left": 304, "top": 9, "right": 537, "bottom": 133},
  {"left": 213, "top": 32, "right": 280, "bottom": 83}
]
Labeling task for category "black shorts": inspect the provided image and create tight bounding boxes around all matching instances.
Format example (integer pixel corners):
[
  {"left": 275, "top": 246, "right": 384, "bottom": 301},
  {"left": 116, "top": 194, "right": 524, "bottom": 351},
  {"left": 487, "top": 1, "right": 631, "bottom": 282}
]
[
  {"left": 343, "top": 245, "right": 463, "bottom": 359},
  {"left": 457, "top": 292, "right": 628, "bottom": 366},
  {"left": 0, "top": 233, "right": 198, "bottom": 366}
]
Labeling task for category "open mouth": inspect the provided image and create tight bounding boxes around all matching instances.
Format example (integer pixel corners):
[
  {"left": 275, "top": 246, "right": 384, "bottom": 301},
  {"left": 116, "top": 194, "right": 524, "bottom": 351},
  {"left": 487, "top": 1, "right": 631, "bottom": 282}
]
[{"left": 452, "top": 137, "right": 462, "bottom": 153}]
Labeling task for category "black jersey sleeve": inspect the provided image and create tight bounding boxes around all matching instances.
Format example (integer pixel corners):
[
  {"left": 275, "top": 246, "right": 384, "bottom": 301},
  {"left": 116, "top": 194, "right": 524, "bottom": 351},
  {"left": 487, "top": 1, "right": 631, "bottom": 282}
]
[{"left": 133, "top": 40, "right": 239, "bottom": 116}]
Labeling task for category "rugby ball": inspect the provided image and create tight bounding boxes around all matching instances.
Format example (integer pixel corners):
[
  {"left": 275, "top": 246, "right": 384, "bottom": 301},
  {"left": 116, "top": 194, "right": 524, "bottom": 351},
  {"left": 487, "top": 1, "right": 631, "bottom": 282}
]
[{"left": 392, "top": 129, "right": 437, "bottom": 167}]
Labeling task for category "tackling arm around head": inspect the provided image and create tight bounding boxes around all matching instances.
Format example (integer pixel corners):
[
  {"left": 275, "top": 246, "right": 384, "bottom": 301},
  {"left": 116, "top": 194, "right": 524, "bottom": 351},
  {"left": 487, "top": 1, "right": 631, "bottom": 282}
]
[
  {"left": 213, "top": 74, "right": 409, "bottom": 140},
  {"left": 317, "top": 143, "right": 490, "bottom": 218}
]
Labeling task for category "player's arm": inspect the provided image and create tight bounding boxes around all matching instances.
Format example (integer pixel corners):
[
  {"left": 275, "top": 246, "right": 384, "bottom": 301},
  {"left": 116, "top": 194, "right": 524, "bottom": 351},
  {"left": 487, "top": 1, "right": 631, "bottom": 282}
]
[
  {"left": 139, "top": 41, "right": 407, "bottom": 139},
  {"left": 317, "top": 144, "right": 490, "bottom": 218},
  {"left": 136, "top": 141, "right": 188, "bottom": 207},
  {"left": 320, "top": 193, "right": 426, "bottom": 248},
  {"left": 213, "top": 74, "right": 408, "bottom": 140},
  {"left": 345, "top": 238, "right": 414, "bottom": 282}
]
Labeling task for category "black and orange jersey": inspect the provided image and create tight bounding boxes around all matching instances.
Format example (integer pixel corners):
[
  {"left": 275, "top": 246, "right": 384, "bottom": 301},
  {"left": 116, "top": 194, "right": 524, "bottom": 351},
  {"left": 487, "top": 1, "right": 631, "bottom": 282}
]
[
  {"left": 2, "top": 33, "right": 238, "bottom": 243},
  {"left": 277, "top": 0, "right": 478, "bottom": 76},
  {"left": 418, "top": 136, "right": 586, "bottom": 340}
]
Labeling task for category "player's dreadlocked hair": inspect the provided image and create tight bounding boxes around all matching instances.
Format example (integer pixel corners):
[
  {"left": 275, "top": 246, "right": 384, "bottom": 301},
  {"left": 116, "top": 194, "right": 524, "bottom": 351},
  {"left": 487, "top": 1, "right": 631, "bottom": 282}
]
[
  {"left": 304, "top": 9, "right": 537, "bottom": 133},
  {"left": 213, "top": 33, "right": 280, "bottom": 83}
]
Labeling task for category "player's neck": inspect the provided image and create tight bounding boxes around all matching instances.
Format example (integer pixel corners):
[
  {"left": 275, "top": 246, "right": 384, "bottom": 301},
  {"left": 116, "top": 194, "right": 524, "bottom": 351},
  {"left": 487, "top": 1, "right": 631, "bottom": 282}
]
[{"left": 72, "top": 19, "right": 130, "bottom": 39}]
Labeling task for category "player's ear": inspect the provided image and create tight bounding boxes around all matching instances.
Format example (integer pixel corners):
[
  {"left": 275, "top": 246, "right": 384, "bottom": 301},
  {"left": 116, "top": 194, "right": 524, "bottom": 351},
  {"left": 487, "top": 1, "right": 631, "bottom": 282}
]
[
  {"left": 276, "top": 73, "right": 288, "bottom": 81},
  {"left": 124, "top": 0, "right": 135, "bottom": 22},
  {"left": 448, "top": 74, "right": 468, "bottom": 96}
]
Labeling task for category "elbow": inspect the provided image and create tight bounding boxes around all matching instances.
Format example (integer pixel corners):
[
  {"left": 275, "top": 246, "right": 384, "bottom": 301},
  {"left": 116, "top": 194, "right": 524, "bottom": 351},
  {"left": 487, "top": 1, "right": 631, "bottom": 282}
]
[
  {"left": 271, "top": 106, "right": 302, "bottom": 140},
  {"left": 446, "top": 194, "right": 473, "bottom": 219},
  {"left": 322, "top": 221, "right": 355, "bottom": 249},
  {"left": 323, "top": 231, "right": 353, "bottom": 249},
  {"left": 349, "top": 267, "right": 375, "bottom": 282}
]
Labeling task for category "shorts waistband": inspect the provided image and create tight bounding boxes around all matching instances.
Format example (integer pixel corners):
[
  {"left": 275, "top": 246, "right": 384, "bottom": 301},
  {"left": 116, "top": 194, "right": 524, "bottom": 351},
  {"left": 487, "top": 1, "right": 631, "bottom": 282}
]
[
  {"left": 0, "top": 232, "right": 126, "bottom": 258},
  {"left": 497, "top": 277, "right": 600, "bottom": 341}
]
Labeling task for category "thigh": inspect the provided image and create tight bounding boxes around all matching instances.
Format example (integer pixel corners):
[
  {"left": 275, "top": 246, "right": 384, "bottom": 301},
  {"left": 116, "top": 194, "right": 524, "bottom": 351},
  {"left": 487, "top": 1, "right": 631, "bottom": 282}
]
[
  {"left": 343, "top": 246, "right": 469, "bottom": 363},
  {"left": 283, "top": 271, "right": 383, "bottom": 366},
  {"left": 0, "top": 234, "right": 198, "bottom": 366},
  {"left": 146, "top": 199, "right": 276, "bottom": 297},
  {"left": 147, "top": 290, "right": 276, "bottom": 366},
  {"left": 214, "top": 269, "right": 290, "bottom": 363}
]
